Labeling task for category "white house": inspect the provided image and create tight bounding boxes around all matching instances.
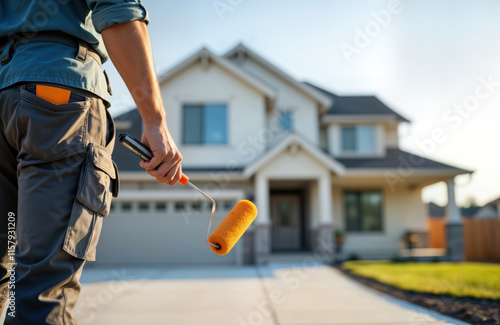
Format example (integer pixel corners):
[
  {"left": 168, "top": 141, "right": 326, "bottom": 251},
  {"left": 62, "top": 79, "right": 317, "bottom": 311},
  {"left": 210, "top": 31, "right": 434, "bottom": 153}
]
[{"left": 97, "top": 44, "right": 472, "bottom": 266}]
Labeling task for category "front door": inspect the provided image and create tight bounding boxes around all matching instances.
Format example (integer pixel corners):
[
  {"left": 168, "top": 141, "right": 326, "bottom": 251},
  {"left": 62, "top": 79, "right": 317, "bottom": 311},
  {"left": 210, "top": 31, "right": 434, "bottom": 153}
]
[{"left": 271, "top": 194, "right": 301, "bottom": 251}]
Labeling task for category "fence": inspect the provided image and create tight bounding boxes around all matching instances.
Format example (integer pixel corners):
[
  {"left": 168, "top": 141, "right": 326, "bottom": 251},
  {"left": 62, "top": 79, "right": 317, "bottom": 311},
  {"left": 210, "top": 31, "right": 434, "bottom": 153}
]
[
  {"left": 427, "top": 218, "right": 500, "bottom": 262},
  {"left": 427, "top": 218, "right": 446, "bottom": 249},
  {"left": 463, "top": 218, "right": 500, "bottom": 261}
]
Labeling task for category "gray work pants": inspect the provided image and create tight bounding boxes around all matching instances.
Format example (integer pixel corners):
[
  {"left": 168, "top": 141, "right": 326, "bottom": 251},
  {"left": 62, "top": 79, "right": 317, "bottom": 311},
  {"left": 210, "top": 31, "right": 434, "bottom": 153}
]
[{"left": 0, "top": 83, "right": 118, "bottom": 324}]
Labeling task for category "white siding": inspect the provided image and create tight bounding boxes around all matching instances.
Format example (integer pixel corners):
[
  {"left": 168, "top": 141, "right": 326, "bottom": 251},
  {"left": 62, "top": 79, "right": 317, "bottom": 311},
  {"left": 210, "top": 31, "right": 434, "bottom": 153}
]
[
  {"left": 384, "top": 124, "right": 399, "bottom": 147},
  {"left": 161, "top": 61, "right": 267, "bottom": 167},
  {"left": 333, "top": 185, "right": 426, "bottom": 259},
  {"left": 229, "top": 57, "right": 320, "bottom": 145}
]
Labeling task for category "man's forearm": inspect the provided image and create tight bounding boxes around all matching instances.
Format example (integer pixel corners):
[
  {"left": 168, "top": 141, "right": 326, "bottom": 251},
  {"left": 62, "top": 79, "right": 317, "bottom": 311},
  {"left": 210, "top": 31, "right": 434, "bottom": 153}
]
[
  {"left": 101, "top": 20, "right": 183, "bottom": 186},
  {"left": 101, "top": 20, "right": 165, "bottom": 125}
]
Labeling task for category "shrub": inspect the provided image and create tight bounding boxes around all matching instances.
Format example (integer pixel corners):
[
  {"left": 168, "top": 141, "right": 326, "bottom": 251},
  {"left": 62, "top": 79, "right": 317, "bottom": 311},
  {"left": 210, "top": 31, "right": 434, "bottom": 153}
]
[
  {"left": 390, "top": 255, "right": 406, "bottom": 263},
  {"left": 348, "top": 253, "right": 360, "bottom": 261}
]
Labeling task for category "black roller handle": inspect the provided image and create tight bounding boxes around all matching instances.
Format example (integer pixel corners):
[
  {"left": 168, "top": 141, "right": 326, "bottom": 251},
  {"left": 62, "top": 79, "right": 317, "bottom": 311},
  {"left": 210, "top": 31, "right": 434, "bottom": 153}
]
[{"left": 118, "top": 133, "right": 153, "bottom": 162}]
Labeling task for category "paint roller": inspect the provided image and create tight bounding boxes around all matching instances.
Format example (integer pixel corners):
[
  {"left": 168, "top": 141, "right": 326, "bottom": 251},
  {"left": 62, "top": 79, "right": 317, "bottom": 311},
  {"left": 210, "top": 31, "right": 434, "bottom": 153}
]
[{"left": 118, "top": 133, "right": 257, "bottom": 255}]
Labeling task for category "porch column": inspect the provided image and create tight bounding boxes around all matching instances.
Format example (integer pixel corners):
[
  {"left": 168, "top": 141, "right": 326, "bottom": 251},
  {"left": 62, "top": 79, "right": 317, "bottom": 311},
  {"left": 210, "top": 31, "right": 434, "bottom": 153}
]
[
  {"left": 319, "top": 174, "right": 333, "bottom": 225},
  {"left": 445, "top": 177, "right": 463, "bottom": 261},
  {"left": 445, "top": 178, "right": 461, "bottom": 224},
  {"left": 254, "top": 174, "right": 271, "bottom": 263},
  {"left": 315, "top": 173, "right": 334, "bottom": 262}
]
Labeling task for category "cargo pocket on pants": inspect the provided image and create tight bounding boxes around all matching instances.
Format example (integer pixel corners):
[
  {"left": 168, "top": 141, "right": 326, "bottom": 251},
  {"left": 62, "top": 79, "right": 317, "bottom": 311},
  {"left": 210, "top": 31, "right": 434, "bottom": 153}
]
[{"left": 63, "top": 143, "right": 119, "bottom": 261}]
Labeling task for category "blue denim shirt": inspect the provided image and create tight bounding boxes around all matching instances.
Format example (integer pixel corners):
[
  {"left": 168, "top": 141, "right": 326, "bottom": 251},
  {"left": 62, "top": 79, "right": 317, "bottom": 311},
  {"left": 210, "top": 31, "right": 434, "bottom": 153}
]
[{"left": 0, "top": 0, "right": 149, "bottom": 106}]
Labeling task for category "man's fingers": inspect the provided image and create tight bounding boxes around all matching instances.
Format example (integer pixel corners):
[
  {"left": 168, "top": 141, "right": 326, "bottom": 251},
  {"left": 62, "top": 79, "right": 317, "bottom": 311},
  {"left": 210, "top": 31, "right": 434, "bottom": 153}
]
[
  {"left": 145, "top": 151, "right": 181, "bottom": 178},
  {"left": 156, "top": 164, "right": 182, "bottom": 186},
  {"left": 146, "top": 159, "right": 172, "bottom": 178},
  {"left": 147, "top": 156, "right": 182, "bottom": 181},
  {"left": 139, "top": 130, "right": 183, "bottom": 184},
  {"left": 140, "top": 149, "right": 167, "bottom": 170},
  {"left": 165, "top": 164, "right": 182, "bottom": 184},
  {"left": 172, "top": 165, "right": 182, "bottom": 184}
]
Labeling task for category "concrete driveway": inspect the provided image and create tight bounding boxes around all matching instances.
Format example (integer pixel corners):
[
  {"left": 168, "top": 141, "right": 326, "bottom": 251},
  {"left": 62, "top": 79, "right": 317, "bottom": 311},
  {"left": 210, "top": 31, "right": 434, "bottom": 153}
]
[{"left": 74, "top": 262, "right": 467, "bottom": 325}]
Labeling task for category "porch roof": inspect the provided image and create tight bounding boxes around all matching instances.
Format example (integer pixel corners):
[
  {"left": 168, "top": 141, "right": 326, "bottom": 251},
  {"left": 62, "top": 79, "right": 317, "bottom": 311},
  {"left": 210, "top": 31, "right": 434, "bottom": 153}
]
[
  {"left": 243, "top": 132, "right": 346, "bottom": 177},
  {"left": 336, "top": 148, "right": 473, "bottom": 174}
]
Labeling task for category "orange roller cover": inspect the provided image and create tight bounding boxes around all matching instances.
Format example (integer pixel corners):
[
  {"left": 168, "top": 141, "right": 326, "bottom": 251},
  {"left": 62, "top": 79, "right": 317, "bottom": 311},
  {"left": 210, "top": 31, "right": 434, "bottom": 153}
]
[{"left": 208, "top": 200, "right": 258, "bottom": 255}]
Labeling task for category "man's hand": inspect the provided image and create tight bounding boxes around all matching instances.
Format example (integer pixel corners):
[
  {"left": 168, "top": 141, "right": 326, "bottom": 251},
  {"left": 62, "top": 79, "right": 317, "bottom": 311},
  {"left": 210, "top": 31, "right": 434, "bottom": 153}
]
[
  {"left": 101, "top": 21, "right": 183, "bottom": 185},
  {"left": 140, "top": 122, "right": 183, "bottom": 186}
]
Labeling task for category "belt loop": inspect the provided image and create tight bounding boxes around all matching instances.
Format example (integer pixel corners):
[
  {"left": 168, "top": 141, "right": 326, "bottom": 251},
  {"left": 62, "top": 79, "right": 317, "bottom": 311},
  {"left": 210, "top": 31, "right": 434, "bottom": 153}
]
[
  {"left": 76, "top": 40, "right": 87, "bottom": 62},
  {"left": 1, "top": 35, "right": 20, "bottom": 66},
  {"left": 103, "top": 70, "right": 112, "bottom": 96}
]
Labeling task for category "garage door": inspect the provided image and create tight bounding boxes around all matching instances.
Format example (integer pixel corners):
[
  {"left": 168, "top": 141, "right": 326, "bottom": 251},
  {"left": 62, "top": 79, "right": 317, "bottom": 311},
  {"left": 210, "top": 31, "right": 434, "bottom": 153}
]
[{"left": 94, "top": 198, "right": 242, "bottom": 266}]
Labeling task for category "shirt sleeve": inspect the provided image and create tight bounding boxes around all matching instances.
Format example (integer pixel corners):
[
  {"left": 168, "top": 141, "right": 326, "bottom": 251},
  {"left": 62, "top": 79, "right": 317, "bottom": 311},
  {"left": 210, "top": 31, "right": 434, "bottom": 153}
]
[{"left": 86, "top": 0, "right": 150, "bottom": 33}]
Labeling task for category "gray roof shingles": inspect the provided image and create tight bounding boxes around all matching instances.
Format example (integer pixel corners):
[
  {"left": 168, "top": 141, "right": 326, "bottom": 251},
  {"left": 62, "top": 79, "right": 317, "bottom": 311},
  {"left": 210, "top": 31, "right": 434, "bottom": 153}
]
[
  {"left": 305, "top": 82, "right": 410, "bottom": 122},
  {"left": 427, "top": 202, "right": 491, "bottom": 218},
  {"left": 336, "top": 148, "right": 472, "bottom": 173}
]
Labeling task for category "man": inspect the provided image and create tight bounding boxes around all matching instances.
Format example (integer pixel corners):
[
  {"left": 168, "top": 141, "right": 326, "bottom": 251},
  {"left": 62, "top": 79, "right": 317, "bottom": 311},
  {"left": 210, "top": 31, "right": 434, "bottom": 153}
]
[{"left": 0, "top": 1, "right": 182, "bottom": 323}]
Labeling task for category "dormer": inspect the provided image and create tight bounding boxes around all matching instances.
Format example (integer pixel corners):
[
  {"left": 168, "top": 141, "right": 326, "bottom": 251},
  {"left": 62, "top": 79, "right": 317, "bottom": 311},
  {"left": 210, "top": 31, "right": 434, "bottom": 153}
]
[{"left": 305, "top": 82, "right": 409, "bottom": 158}]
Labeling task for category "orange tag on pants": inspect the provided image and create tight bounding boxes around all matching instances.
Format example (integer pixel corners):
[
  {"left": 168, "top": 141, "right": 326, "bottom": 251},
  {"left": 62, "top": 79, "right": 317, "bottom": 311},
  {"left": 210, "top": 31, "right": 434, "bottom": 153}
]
[{"left": 36, "top": 85, "right": 71, "bottom": 104}]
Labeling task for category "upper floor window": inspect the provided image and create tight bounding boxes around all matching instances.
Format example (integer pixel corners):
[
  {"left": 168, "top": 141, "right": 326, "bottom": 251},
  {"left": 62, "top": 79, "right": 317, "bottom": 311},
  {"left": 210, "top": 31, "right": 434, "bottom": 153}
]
[
  {"left": 341, "top": 125, "right": 375, "bottom": 153},
  {"left": 280, "top": 112, "right": 293, "bottom": 131},
  {"left": 344, "top": 191, "right": 383, "bottom": 232},
  {"left": 183, "top": 104, "right": 227, "bottom": 145}
]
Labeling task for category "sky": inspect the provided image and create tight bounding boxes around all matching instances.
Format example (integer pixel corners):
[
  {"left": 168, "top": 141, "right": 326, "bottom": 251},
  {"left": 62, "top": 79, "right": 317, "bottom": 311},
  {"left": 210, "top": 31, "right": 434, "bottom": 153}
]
[{"left": 102, "top": 0, "right": 500, "bottom": 207}]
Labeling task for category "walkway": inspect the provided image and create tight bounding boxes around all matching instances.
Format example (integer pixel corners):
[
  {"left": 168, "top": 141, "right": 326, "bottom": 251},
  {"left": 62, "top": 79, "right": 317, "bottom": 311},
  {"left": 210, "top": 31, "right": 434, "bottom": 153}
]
[{"left": 73, "top": 262, "right": 467, "bottom": 325}]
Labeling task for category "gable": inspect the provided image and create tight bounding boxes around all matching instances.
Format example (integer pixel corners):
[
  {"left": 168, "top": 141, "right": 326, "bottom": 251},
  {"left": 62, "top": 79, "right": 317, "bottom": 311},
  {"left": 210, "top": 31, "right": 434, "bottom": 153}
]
[
  {"left": 159, "top": 60, "right": 270, "bottom": 165},
  {"left": 244, "top": 133, "right": 345, "bottom": 177},
  {"left": 161, "top": 57, "right": 265, "bottom": 102},
  {"left": 224, "top": 45, "right": 332, "bottom": 112},
  {"left": 257, "top": 146, "right": 331, "bottom": 179},
  {"left": 158, "top": 48, "right": 276, "bottom": 100}
]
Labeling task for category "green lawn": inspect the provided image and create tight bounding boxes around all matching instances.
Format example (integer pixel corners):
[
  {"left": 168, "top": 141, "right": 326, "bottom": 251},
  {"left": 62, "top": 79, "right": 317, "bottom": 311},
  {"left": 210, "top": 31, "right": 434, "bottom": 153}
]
[{"left": 342, "top": 260, "right": 500, "bottom": 300}]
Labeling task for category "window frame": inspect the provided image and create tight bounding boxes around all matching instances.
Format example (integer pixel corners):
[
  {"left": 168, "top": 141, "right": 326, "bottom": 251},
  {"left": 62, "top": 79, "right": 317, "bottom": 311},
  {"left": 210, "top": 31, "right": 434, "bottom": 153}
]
[
  {"left": 182, "top": 103, "right": 228, "bottom": 145},
  {"left": 280, "top": 112, "right": 293, "bottom": 131},
  {"left": 340, "top": 124, "right": 376, "bottom": 154},
  {"left": 343, "top": 190, "right": 384, "bottom": 233}
]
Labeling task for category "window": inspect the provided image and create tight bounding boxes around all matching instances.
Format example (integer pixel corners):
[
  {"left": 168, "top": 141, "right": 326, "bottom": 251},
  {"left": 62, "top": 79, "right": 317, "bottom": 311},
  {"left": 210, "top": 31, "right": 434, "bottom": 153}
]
[
  {"left": 174, "top": 202, "right": 186, "bottom": 212},
  {"left": 191, "top": 202, "right": 202, "bottom": 211},
  {"left": 155, "top": 202, "right": 167, "bottom": 211},
  {"left": 138, "top": 202, "right": 149, "bottom": 212},
  {"left": 223, "top": 201, "right": 236, "bottom": 211},
  {"left": 122, "top": 202, "right": 132, "bottom": 212},
  {"left": 183, "top": 104, "right": 227, "bottom": 144},
  {"left": 344, "top": 191, "right": 383, "bottom": 232},
  {"left": 280, "top": 112, "right": 293, "bottom": 131},
  {"left": 341, "top": 125, "right": 375, "bottom": 153}
]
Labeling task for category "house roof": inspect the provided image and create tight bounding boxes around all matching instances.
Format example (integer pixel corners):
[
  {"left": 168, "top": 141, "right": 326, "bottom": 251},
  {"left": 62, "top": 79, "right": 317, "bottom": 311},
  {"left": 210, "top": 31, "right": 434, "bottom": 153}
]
[
  {"left": 224, "top": 43, "right": 333, "bottom": 112},
  {"left": 113, "top": 109, "right": 472, "bottom": 177},
  {"left": 336, "top": 148, "right": 472, "bottom": 174},
  {"left": 427, "top": 202, "right": 495, "bottom": 218},
  {"left": 474, "top": 205, "right": 498, "bottom": 218},
  {"left": 428, "top": 202, "right": 446, "bottom": 217},
  {"left": 305, "top": 82, "right": 410, "bottom": 123},
  {"left": 487, "top": 196, "right": 500, "bottom": 205},
  {"left": 112, "top": 109, "right": 144, "bottom": 172},
  {"left": 243, "top": 132, "right": 345, "bottom": 177},
  {"left": 157, "top": 47, "right": 277, "bottom": 100}
]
